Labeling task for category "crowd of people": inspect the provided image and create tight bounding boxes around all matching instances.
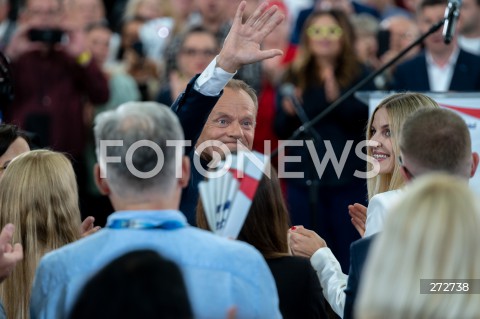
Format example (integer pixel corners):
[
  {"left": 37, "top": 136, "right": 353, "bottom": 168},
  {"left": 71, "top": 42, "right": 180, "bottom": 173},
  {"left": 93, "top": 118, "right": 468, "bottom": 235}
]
[{"left": 1, "top": 0, "right": 480, "bottom": 318}]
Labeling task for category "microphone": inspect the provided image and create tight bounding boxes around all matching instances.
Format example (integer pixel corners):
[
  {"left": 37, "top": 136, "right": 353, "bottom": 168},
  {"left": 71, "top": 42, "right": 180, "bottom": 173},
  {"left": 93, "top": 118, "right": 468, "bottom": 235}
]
[
  {"left": 443, "top": 0, "right": 462, "bottom": 44},
  {"left": 280, "top": 83, "right": 323, "bottom": 144}
]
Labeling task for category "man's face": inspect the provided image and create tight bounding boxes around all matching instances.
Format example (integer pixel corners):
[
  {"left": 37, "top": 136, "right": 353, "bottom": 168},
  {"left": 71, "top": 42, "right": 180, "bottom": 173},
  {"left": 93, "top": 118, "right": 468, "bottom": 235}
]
[
  {"left": 418, "top": 4, "right": 451, "bottom": 55},
  {"left": 195, "top": 0, "right": 227, "bottom": 23},
  {"left": 459, "top": 0, "right": 480, "bottom": 35},
  {"left": 87, "top": 27, "right": 111, "bottom": 65},
  {"left": 24, "top": 0, "right": 63, "bottom": 29},
  {"left": 196, "top": 87, "right": 256, "bottom": 157}
]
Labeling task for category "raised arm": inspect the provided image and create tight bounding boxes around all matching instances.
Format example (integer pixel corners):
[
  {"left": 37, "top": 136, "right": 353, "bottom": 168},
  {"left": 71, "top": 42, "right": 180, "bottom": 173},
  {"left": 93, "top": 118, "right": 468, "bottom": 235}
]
[{"left": 172, "top": 0, "right": 285, "bottom": 149}]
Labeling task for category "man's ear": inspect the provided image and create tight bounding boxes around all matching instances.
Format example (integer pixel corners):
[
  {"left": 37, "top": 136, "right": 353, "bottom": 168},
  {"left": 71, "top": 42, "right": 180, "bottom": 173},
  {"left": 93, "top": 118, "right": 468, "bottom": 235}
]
[
  {"left": 400, "top": 165, "right": 413, "bottom": 183},
  {"left": 470, "top": 152, "right": 479, "bottom": 178},
  {"left": 179, "top": 156, "right": 190, "bottom": 189},
  {"left": 94, "top": 163, "right": 111, "bottom": 195}
]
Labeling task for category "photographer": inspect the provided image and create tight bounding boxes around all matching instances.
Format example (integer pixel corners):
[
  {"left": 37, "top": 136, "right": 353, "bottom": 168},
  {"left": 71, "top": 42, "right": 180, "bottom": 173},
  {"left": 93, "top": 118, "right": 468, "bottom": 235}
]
[{"left": 3, "top": 0, "right": 109, "bottom": 217}]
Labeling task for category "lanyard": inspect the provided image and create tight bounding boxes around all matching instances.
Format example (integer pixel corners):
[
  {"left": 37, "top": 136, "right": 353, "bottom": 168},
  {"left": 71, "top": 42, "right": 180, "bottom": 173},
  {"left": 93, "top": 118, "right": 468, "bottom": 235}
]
[{"left": 107, "top": 219, "right": 185, "bottom": 230}]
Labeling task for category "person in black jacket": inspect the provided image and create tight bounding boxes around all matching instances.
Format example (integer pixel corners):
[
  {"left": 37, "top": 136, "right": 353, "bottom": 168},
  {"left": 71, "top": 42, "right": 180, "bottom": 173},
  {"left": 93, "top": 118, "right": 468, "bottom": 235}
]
[{"left": 171, "top": 0, "right": 285, "bottom": 225}]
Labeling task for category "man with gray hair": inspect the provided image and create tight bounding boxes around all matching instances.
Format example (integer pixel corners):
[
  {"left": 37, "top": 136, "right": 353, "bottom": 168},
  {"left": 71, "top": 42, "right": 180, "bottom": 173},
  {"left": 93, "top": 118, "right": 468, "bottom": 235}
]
[
  {"left": 30, "top": 101, "right": 282, "bottom": 319},
  {"left": 30, "top": 2, "right": 286, "bottom": 316}
]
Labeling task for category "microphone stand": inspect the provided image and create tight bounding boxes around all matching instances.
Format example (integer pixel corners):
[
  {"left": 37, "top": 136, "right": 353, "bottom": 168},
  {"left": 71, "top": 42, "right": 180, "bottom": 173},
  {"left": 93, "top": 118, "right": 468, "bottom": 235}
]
[
  {"left": 286, "top": 96, "right": 325, "bottom": 230},
  {"left": 271, "top": 17, "right": 446, "bottom": 158}
]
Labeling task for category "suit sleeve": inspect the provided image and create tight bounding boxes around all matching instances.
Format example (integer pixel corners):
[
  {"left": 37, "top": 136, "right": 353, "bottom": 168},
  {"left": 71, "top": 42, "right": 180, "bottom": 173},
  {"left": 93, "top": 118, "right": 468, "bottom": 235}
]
[
  {"left": 343, "top": 242, "right": 360, "bottom": 319},
  {"left": 171, "top": 74, "right": 221, "bottom": 155}
]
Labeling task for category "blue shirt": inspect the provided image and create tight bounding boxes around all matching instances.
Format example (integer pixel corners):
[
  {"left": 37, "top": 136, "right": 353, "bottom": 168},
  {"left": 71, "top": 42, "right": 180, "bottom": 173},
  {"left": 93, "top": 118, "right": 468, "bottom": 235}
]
[{"left": 30, "top": 210, "right": 282, "bottom": 319}]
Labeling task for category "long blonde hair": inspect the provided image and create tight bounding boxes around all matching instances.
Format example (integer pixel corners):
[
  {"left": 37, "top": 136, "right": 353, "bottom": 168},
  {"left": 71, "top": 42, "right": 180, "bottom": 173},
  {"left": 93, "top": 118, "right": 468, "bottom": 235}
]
[
  {"left": 366, "top": 93, "right": 439, "bottom": 199},
  {"left": 357, "top": 174, "right": 480, "bottom": 319},
  {"left": 0, "top": 150, "right": 81, "bottom": 319}
]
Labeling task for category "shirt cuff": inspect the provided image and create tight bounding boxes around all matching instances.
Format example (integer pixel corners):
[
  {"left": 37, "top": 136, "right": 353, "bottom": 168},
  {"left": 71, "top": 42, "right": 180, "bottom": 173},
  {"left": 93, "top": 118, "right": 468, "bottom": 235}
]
[
  {"left": 193, "top": 56, "right": 236, "bottom": 96},
  {"left": 311, "top": 247, "right": 334, "bottom": 269}
]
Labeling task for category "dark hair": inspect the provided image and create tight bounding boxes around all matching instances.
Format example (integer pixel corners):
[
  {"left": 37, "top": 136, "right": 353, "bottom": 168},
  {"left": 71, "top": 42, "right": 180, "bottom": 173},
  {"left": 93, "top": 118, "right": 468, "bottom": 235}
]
[
  {"left": 288, "top": 9, "right": 361, "bottom": 91},
  {"left": 419, "top": 0, "right": 447, "bottom": 10},
  {"left": 69, "top": 250, "right": 193, "bottom": 319},
  {"left": 85, "top": 19, "right": 112, "bottom": 33},
  {"left": 178, "top": 25, "right": 219, "bottom": 50},
  {"left": 197, "top": 165, "right": 291, "bottom": 259},
  {"left": 0, "top": 124, "right": 30, "bottom": 157}
]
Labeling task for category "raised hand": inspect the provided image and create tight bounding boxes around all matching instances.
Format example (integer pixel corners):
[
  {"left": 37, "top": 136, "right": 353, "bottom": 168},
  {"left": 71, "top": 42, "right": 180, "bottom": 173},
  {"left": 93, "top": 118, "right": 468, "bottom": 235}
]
[
  {"left": 80, "top": 216, "right": 101, "bottom": 238},
  {"left": 216, "top": 1, "right": 285, "bottom": 73},
  {"left": 5, "top": 24, "right": 45, "bottom": 60},
  {"left": 0, "top": 224, "right": 23, "bottom": 283}
]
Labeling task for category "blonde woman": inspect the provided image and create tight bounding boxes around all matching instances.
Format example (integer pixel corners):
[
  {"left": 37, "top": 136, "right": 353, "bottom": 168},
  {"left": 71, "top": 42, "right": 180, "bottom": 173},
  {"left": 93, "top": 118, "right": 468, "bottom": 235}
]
[
  {"left": 0, "top": 150, "right": 83, "bottom": 319},
  {"left": 349, "top": 92, "right": 439, "bottom": 236},
  {"left": 288, "top": 92, "right": 440, "bottom": 317},
  {"left": 356, "top": 174, "right": 480, "bottom": 319}
]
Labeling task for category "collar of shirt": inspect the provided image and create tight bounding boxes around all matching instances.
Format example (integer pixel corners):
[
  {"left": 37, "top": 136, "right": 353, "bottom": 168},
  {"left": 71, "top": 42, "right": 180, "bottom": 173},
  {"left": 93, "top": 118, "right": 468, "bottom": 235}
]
[
  {"left": 106, "top": 210, "right": 188, "bottom": 229},
  {"left": 425, "top": 47, "right": 460, "bottom": 92}
]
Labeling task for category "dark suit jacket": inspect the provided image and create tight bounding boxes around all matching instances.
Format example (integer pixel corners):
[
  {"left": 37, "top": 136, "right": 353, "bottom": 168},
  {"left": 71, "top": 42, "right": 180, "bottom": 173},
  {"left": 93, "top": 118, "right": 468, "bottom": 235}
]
[
  {"left": 267, "top": 256, "right": 328, "bottom": 319},
  {"left": 343, "top": 234, "right": 377, "bottom": 319},
  {"left": 171, "top": 75, "right": 221, "bottom": 225},
  {"left": 391, "top": 49, "right": 480, "bottom": 91}
]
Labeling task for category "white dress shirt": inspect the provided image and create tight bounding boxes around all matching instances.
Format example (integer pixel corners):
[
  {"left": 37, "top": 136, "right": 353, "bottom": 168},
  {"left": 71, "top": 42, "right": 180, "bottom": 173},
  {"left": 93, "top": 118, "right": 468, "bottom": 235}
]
[{"left": 426, "top": 47, "right": 459, "bottom": 92}]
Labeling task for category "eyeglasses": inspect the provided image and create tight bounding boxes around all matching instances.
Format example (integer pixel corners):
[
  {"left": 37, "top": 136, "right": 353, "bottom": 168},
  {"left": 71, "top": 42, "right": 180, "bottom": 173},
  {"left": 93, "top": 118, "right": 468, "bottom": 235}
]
[
  {"left": 180, "top": 48, "right": 217, "bottom": 58},
  {"left": 306, "top": 25, "right": 343, "bottom": 40}
]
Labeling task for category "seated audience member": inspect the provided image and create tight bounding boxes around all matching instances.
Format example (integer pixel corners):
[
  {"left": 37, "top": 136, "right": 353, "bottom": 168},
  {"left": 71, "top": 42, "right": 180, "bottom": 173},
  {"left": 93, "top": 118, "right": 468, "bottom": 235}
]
[
  {"left": 0, "top": 124, "right": 30, "bottom": 176},
  {"left": 69, "top": 250, "right": 192, "bottom": 319},
  {"left": 288, "top": 93, "right": 440, "bottom": 317},
  {"left": 171, "top": 1, "right": 285, "bottom": 225},
  {"left": 0, "top": 150, "right": 85, "bottom": 319},
  {"left": 30, "top": 102, "right": 281, "bottom": 319},
  {"left": 391, "top": 0, "right": 480, "bottom": 91},
  {"left": 356, "top": 174, "right": 480, "bottom": 319},
  {"left": 197, "top": 163, "right": 328, "bottom": 319}
]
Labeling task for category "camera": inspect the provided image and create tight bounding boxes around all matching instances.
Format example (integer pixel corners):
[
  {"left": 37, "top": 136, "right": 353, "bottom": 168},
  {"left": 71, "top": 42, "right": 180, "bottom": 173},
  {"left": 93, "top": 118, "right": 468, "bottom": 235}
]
[{"left": 28, "top": 29, "right": 65, "bottom": 44}]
